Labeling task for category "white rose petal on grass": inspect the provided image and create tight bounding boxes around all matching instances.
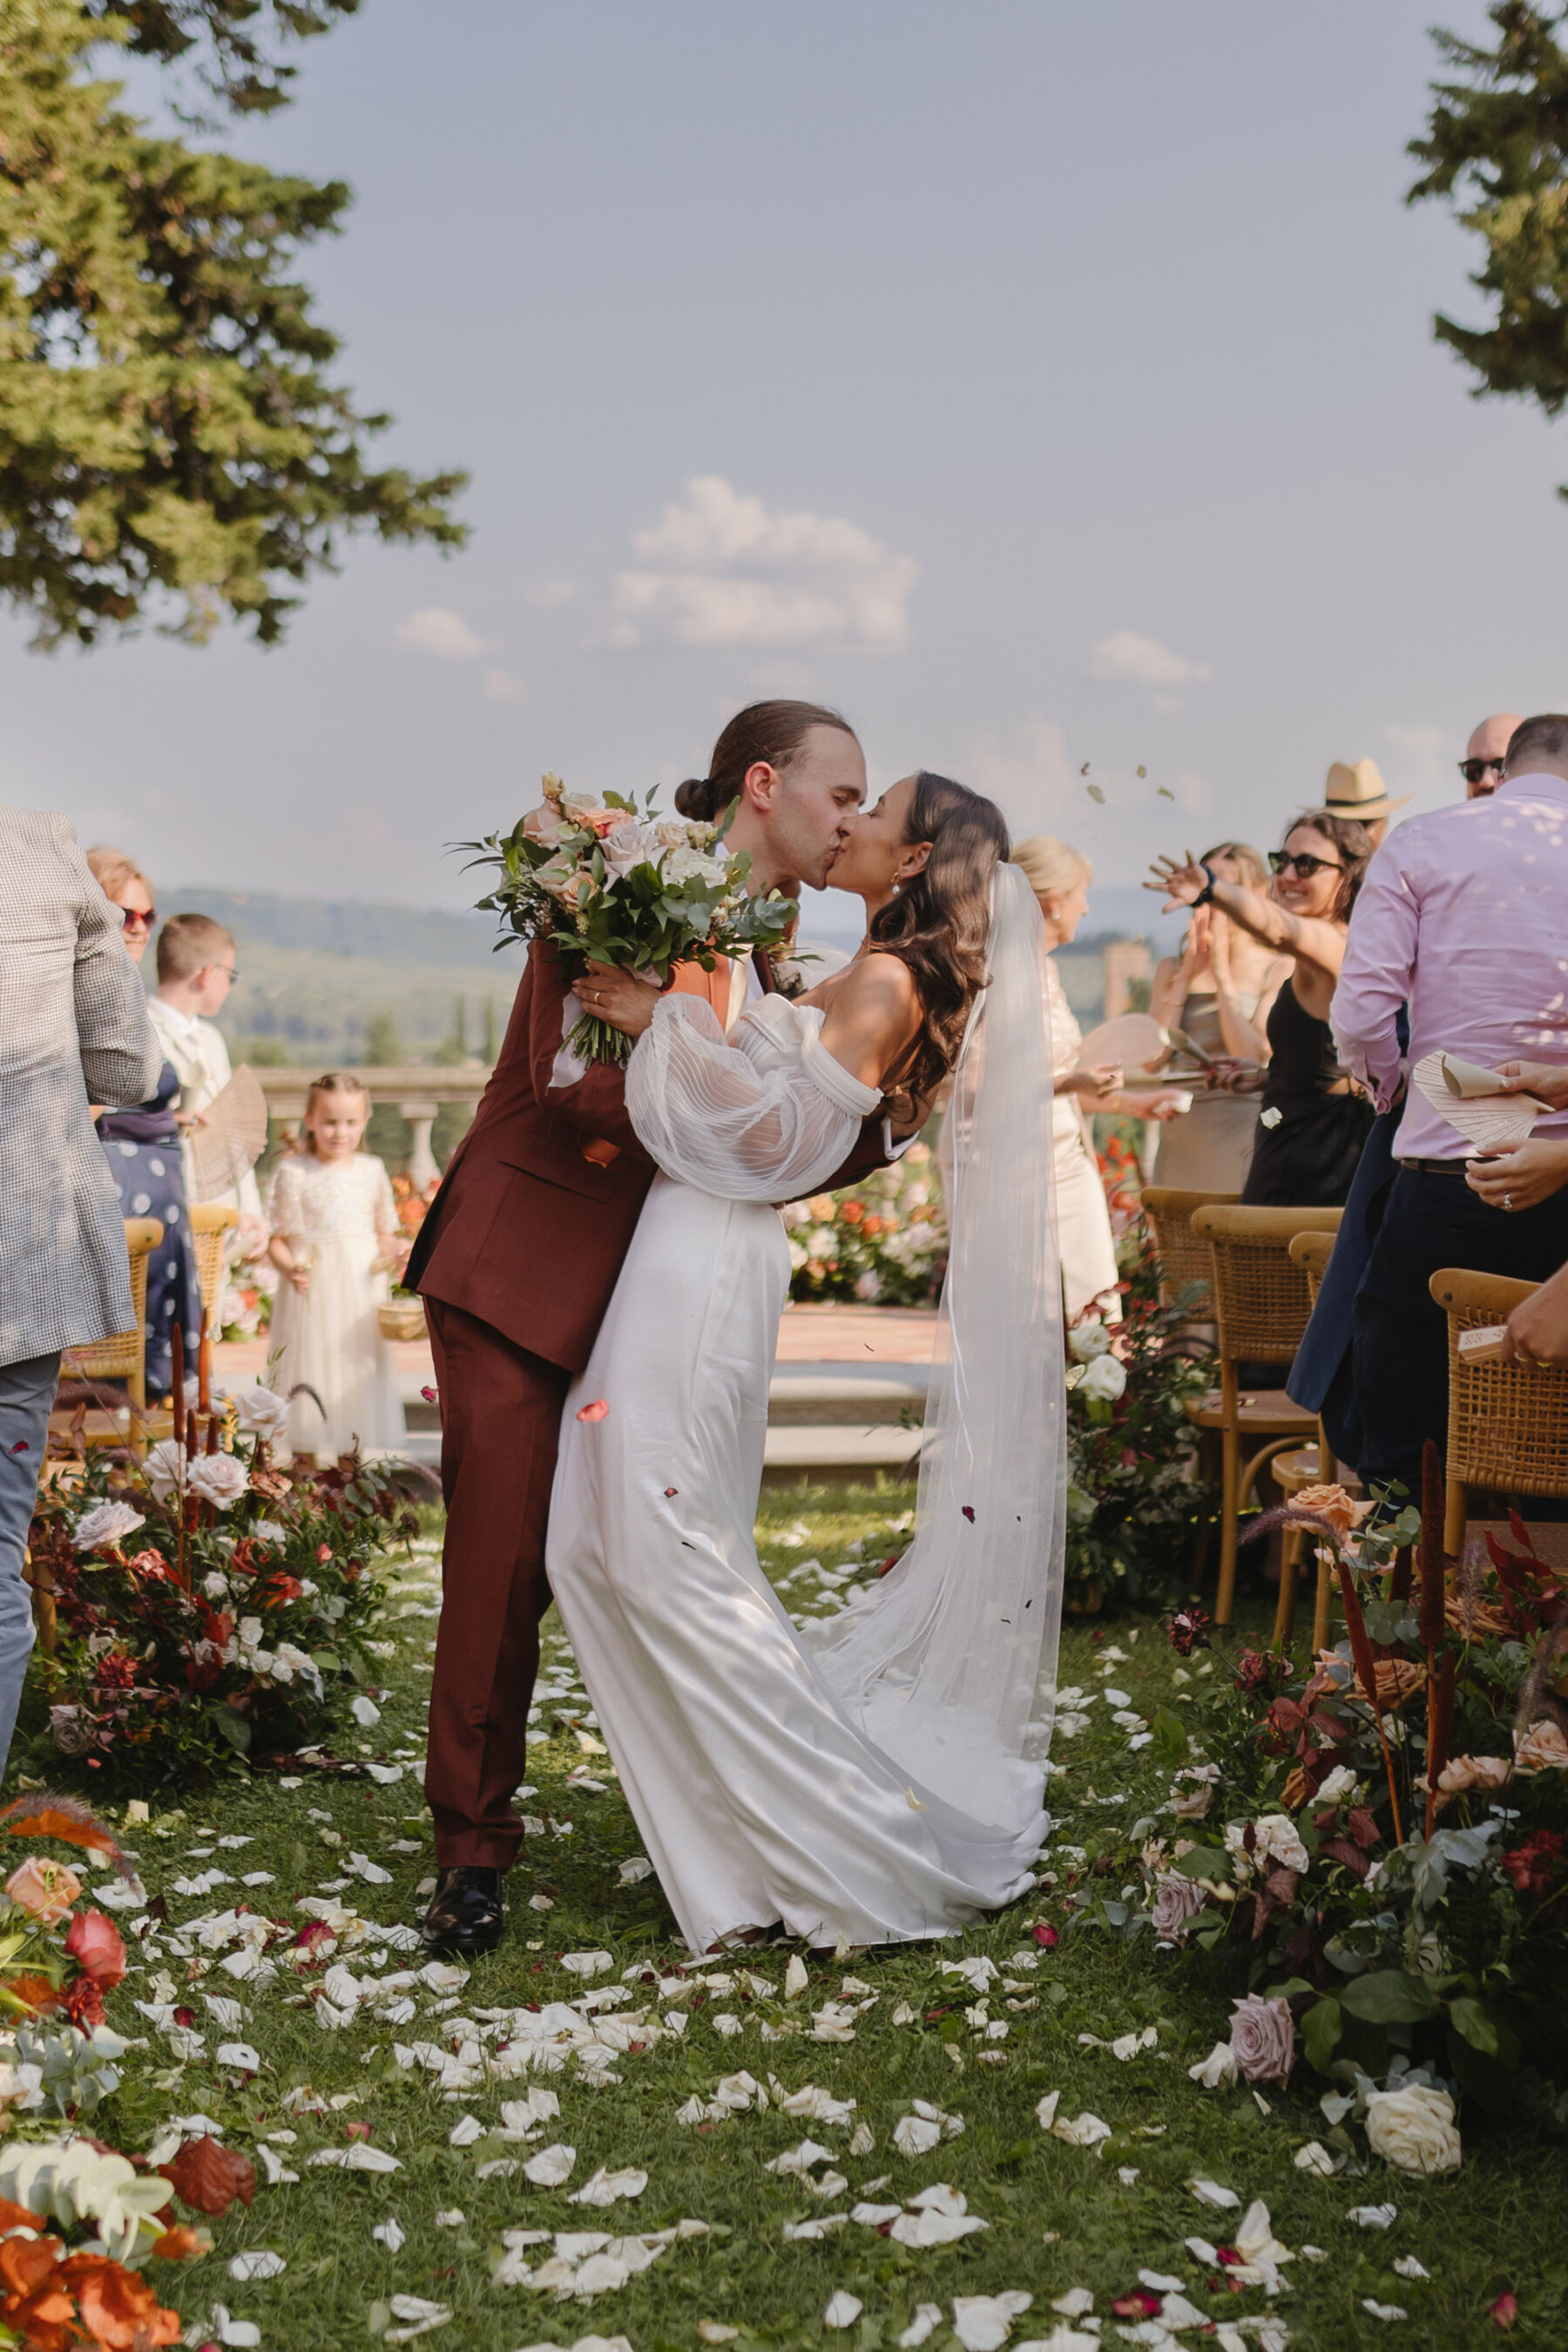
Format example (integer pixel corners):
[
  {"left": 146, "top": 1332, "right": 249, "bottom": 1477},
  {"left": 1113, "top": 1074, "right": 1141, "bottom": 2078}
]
[
  {"left": 1362, "top": 2301, "right": 1408, "bottom": 2323},
  {"left": 562, "top": 1950, "right": 614, "bottom": 1977},
  {"left": 1052, "top": 2288, "right": 1095, "bottom": 2317},
  {"left": 1035, "top": 2091, "right": 1061, "bottom": 2130},
  {"left": 897, "top": 2309, "right": 943, "bottom": 2350},
  {"left": 308, "top": 2145, "right": 402, "bottom": 2173},
  {"left": 1051, "top": 2112, "right": 1112, "bottom": 2149},
  {"left": 435, "top": 2209, "right": 465, "bottom": 2227},
  {"left": 618, "top": 1855, "right": 652, "bottom": 1883},
  {"left": 372, "top": 2218, "right": 406, "bottom": 2251},
  {"left": 1187, "top": 2177, "right": 1241, "bottom": 2209},
  {"left": 1394, "top": 2256, "right": 1429, "bottom": 2281},
  {"left": 698, "top": 2328, "right": 740, "bottom": 2346},
  {"left": 568, "top": 2166, "right": 648, "bottom": 2207},
  {"left": 227, "top": 2250, "right": 286, "bottom": 2281},
  {"left": 205, "top": 2309, "right": 261, "bottom": 2349},
  {"left": 215, "top": 2042, "right": 261, "bottom": 2072},
  {"left": 385, "top": 2295, "right": 453, "bottom": 2343},
  {"left": 823, "top": 2291, "right": 864, "bottom": 2330},
  {"left": 784, "top": 1954, "right": 809, "bottom": 2001},
  {"left": 1294, "top": 2140, "right": 1335, "bottom": 2175},
  {"left": 1348, "top": 2202, "right": 1399, "bottom": 2229},
  {"left": 1189, "top": 2041, "right": 1238, "bottom": 2089},
  {"left": 350, "top": 1695, "right": 382, "bottom": 1727},
  {"left": 951, "top": 2291, "right": 1032, "bottom": 2350},
  {"left": 523, "top": 2142, "right": 577, "bottom": 2186}
]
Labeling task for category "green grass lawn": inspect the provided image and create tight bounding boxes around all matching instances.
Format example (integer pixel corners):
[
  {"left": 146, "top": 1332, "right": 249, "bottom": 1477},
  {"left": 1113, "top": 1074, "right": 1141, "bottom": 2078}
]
[{"left": 75, "top": 1484, "right": 1568, "bottom": 2351}]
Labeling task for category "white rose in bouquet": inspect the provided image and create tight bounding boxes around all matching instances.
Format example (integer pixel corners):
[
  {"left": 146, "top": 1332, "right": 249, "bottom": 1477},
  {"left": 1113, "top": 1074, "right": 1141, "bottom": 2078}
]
[
  {"left": 144, "top": 1439, "right": 186, "bottom": 1501},
  {"left": 600, "top": 818, "right": 663, "bottom": 881},
  {"left": 1068, "top": 1319, "right": 1112, "bottom": 1363},
  {"left": 71, "top": 1502, "right": 145, "bottom": 1553},
  {"left": 1224, "top": 1814, "right": 1309, "bottom": 1879},
  {"left": 1078, "top": 1353, "right": 1127, "bottom": 1402},
  {"left": 233, "top": 1384, "right": 292, "bottom": 1444},
  {"left": 1365, "top": 2085, "right": 1462, "bottom": 2176},
  {"left": 188, "top": 1454, "right": 250, "bottom": 1511}
]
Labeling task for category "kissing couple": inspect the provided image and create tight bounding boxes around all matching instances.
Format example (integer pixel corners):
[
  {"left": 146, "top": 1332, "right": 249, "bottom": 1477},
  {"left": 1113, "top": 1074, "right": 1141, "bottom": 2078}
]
[{"left": 405, "top": 699, "right": 1068, "bottom": 1959}]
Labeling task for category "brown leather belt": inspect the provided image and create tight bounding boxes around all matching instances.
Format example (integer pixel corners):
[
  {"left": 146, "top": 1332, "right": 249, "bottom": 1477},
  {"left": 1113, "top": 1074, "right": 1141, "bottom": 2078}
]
[{"left": 1396, "top": 1157, "right": 1470, "bottom": 1176}]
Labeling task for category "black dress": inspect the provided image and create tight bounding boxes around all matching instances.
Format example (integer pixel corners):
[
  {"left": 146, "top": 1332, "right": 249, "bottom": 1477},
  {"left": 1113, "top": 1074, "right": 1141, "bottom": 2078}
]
[{"left": 1240, "top": 977, "right": 1374, "bottom": 1209}]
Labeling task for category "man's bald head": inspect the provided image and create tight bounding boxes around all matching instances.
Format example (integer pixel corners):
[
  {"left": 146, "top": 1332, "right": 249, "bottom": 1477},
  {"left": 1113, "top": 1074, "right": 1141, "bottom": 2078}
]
[{"left": 1463, "top": 712, "right": 1524, "bottom": 798}]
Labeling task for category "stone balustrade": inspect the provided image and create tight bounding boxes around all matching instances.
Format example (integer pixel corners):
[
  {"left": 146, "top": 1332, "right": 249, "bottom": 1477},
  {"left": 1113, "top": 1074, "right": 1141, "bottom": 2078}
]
[{"left": 254, "top": 1064, "right": 490, "bottom": 1187}]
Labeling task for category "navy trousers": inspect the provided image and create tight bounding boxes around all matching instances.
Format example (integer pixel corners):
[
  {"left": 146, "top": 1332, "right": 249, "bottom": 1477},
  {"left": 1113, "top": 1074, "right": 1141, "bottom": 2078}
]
[{"left": 1351, "top": 1167, "right": 1568, "bottom": 1497}]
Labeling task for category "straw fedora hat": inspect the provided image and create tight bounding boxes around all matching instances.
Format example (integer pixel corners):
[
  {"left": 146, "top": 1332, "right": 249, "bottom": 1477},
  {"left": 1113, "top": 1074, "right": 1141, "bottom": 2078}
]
[{"left": 1313, "top": 758, "right": 1410, "bottom": 827}]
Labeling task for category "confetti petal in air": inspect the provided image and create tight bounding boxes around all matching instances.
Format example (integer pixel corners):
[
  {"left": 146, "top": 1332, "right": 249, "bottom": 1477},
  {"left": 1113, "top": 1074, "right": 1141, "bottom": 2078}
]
[
  {"left": 577, "top": 1399, "right": 610, "bottom": 1423},
  {"left": 961, "top": 1506, "right": 975, "bottom": 1523}
]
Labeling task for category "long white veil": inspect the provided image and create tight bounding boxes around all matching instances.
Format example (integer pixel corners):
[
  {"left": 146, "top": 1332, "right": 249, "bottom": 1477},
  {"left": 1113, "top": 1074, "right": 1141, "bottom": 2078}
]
[{"left": 801, "top": 860, "right": 1066, "bottom": 1833}]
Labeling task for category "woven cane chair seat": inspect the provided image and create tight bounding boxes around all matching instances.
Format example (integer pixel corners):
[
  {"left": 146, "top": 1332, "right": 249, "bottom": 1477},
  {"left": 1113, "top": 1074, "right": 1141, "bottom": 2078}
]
[
  {"left": 1432, "top": 1267, "right": 1568, "bottom": 1499},
  {"left": 187, "top": 1200, "right": 239, "bottom": 1329},
  {"left": 57, "top": 1218, "right": 163, "bottom": 1394},
  {"left": 1142, "top": 1187, "right": 1239, "bottom": 1317}
]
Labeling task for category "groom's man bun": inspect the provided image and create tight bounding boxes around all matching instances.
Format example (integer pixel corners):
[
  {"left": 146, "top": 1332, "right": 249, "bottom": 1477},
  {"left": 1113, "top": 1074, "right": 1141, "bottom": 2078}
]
[{"left": 674, "top": 700, "right": 859, "bottom": 824}]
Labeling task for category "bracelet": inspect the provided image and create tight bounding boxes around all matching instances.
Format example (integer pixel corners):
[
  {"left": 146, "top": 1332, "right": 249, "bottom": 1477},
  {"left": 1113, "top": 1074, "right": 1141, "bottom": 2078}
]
[{"left": 1193, "top": 862, "right": 1218, "bottom": 907}]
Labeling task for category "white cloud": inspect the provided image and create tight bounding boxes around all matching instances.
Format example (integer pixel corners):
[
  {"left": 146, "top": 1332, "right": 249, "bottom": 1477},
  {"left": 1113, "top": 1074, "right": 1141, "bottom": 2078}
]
[
  {"left": 1089, "top": 630, "right": 1212, "bottom": 690},
  {"left": 394, "top": 607, "right": 490, "bottom": 660},
  {"left": 483, "top": 669, "right": 528, "bottom": 704},
  {"left": 611, "top": 476, "right": 916, "bottom": 653},
  {"left": 524, "top": 578, "right": 580, "bottom": 609}
]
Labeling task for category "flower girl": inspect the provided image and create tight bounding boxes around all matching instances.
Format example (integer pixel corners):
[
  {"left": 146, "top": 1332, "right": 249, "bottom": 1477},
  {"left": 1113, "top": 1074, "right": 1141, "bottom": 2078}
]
[{"left": 266, "top": 1074, "right": 406, "bottom": 1461}]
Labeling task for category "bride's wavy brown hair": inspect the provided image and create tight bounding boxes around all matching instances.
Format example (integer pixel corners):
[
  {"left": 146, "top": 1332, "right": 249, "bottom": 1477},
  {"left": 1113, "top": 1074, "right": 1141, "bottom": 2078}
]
[{"left": 869, "top": 772, "right": 1010, "bottom": 1112}]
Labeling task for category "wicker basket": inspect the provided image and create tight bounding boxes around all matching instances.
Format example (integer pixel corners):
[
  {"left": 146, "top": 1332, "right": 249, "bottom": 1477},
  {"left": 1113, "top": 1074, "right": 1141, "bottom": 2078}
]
[{"left": 378, "top": 1299, "right": 429, "bottom": 1343}]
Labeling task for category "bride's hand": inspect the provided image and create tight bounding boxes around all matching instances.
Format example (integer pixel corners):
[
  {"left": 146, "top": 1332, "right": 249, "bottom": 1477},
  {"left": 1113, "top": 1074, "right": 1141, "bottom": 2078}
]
[{"left": 578, "top": 963, "right": 661, "bottom": 1039}]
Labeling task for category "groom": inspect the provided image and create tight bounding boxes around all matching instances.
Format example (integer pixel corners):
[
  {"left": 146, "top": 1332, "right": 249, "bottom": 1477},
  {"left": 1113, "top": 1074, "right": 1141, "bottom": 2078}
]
[{"left": 407, "top": 703, "right": 899, "bottom": 1955}]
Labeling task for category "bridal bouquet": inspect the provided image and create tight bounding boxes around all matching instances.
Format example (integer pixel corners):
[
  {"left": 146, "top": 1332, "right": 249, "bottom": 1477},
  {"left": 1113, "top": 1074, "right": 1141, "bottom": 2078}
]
[{"left": 466, "top": 774, "right": 798, "bottom": 1065}]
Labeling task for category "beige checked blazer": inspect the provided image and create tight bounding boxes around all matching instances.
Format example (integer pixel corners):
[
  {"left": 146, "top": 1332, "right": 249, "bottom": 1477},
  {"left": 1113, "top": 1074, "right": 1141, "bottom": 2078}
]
[{"left": 0, "top": 804, "right": 163, "bottom": 1364}]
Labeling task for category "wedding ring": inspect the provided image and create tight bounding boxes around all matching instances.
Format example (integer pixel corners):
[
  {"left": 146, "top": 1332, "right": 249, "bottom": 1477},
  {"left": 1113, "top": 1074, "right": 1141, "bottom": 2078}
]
[{"left": 1505, "top": 1192, "right": 1515, "bottom": 1210}]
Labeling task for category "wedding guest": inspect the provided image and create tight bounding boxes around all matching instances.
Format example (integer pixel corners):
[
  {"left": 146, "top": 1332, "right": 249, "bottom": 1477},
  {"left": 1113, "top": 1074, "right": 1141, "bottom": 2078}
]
[
  {"left": 1312, "top": 759, "right": 1409, "bottom": 852},
  {"left": 1014, "top": 835, "right": 1186, "bottom": 1320},
  {"left": 1332, "top": 713, "right": 1568, "bottom": 1493},
  {"left": 84, "top": 848, "right": 201, "bottom": 1401},
  {"left": 1459, "top": 711, "right": 1523, "bottom": 801},
  {"left": 1149, "top": 839, "right": 1290, "bottom": 1194},
  {"left": 1147, "top": 814, "right": 1375, "bottom": 1207},
  {"left": 149, "top": 912, "right": 265, "bottom": 1247},
  {"left": 0, "top": 803, "right": 160, "bottom": 1776},
  {"left": 267, "top": 1073, "right": 405, "bottom": 1461}
]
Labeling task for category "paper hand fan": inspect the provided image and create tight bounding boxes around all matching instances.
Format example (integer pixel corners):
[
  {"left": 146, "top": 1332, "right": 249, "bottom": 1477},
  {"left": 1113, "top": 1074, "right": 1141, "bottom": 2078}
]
[
  {"left": 1411, "top": 1051, "right": 1546, "bottom": 1157},
  {"left": 1074, "top": 1012, "right": 1167, "bottom": 1076},
  {"left": 187, "top": 1065, "right": 269, "bottom": 1201}
]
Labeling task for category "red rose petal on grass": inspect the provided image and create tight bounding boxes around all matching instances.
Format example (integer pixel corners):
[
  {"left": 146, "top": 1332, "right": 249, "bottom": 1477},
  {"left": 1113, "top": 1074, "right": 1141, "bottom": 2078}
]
[
  {"left": 1492, "top": 2294, "right": 1518, "bottom": 2329},
  {"left": 159, "top": 2136, "right": 255, "bottom": 2218},
  {"left": 345, "top": 2121, "right": 371, "bottom": 2141},
  {"left": 577, "top": 1399, "right": 610, "bottom": 1423},
  {"left": 1033, "top": 1924, "right": 1058, "bottom": 1948}
]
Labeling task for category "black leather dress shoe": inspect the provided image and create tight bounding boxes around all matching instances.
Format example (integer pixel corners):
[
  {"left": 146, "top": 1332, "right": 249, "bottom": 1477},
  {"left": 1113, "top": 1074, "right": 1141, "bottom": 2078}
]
[{"left": 418, "top": 1865, "right": 504, "bottom": 1957}]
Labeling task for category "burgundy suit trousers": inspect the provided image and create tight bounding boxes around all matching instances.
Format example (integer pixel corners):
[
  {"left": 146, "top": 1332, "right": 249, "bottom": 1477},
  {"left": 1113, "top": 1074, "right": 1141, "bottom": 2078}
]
[{"left": 423, "top": 1298, "right": 568, "bottom": 1869}]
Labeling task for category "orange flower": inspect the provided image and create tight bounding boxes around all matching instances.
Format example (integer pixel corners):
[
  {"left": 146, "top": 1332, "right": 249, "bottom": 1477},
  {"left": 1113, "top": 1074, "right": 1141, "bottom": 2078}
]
[
  {"left": 65, "top": 1909, "right": 126, "bottom": 1991},
  {"left": 62, "top": 2253, "right": 183, "bottom": 2348},
  {"left": 148, "top": 2226, "right": 208, "bottom": 2262},
  {"left": 3, "top": 1857, "right": 81, "bottom": 1924},
  {"left": 0, "top": 2234, "right": 65, "bottom": 2299},
  {"left": 1290, "top": 1484, "right": 1372, "bottom": 1539},
  {"left": 3, "top": 1971, "right": 62, "bottom": 2015}
]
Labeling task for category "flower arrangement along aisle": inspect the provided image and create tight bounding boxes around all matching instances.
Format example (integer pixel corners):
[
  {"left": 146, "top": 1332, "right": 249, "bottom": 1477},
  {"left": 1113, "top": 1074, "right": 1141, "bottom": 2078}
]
[
  {"left": 783, "top": 1144, "right": 947, "bottom": 1306},
  {"left": 24, "top": 1364, "right": 415, "bottom": 1791},
  {"left": 464, "top": 772, "right": 797, "bottom": 1066},
  {"left": 1132, "top": 1447, "right": 1568, "bottom": 2172},
  {"left": 1063, "top": 1231, "right": 1214, "bottom": 1613}
]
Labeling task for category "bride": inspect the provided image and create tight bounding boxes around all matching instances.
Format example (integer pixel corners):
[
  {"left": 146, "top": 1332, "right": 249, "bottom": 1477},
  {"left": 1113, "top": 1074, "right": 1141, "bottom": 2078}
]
[{"left": 547, "top": 772, "right": 1066, "bottom": 1953}]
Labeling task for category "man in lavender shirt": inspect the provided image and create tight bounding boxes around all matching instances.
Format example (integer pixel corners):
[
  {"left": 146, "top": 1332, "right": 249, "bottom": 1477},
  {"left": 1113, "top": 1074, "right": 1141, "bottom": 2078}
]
[{"left": 1331, "top": 712, "right": 1568, "bottom": 1494}]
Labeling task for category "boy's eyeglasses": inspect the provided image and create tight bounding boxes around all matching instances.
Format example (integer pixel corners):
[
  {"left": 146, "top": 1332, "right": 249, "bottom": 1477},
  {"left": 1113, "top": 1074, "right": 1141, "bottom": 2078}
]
[{"left": 1268, "top": 850, "right": 1342, "bottom": 880}]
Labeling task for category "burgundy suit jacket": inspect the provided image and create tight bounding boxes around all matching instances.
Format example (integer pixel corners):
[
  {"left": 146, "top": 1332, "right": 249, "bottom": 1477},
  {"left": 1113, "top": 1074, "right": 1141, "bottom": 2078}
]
[{"left": 408, "top": 939, "right": 894, "bottom": 1375}]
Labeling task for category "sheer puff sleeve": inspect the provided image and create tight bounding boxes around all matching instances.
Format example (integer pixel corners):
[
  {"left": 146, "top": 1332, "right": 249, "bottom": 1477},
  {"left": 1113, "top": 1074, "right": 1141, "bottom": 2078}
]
[{"left": 626, "top": 992, "right": 881, "bottom": 1202}]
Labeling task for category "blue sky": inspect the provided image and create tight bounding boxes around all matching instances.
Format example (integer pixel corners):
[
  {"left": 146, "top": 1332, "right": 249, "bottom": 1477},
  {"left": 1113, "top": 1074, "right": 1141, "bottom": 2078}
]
[{"left": 3, "top": 0, "right": 1561, "bottom": 936}]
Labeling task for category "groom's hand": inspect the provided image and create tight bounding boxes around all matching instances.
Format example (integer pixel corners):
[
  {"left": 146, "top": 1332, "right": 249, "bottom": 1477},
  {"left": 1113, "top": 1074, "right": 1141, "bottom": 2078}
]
[{"left": 579, "top": 963, "right": 661, "bottom": 1039}]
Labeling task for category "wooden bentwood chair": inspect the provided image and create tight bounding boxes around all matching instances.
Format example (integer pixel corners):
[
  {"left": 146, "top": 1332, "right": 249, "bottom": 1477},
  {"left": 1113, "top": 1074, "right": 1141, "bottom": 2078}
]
[
  {"left": 1430, "top": 1267, "right": 1568, "bottom": 1562},
  {"left": 1141, "top": 1187, "right": 1240, "bottom": 1321},
  {"left": 1186, "top": 1203, "right": 1342, "bottom": 1625}
]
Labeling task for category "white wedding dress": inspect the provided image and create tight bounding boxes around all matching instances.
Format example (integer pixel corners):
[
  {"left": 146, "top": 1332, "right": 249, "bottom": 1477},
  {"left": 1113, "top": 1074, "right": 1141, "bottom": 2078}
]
[{"left": 546, "top": 866, "right": 1067, "bottom": 1954}]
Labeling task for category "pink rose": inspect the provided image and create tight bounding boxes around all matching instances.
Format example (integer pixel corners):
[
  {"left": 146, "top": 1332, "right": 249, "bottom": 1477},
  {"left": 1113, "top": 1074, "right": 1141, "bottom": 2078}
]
[
  {"left": 1227, "top": 1992, "right": 1295, "bottom": 2085},
  {"left": 1150, "top": 1871, "right": 1208, "bottom": 1945},
  {"left": 522, "top": 802, "right": 565, "bottom": 847},
  {"left": 5, "top": 1856, "right": 82, "bottom": 1924},
  {"left": 65, "top": 1907, "right": 127, "bottom": 1990}
]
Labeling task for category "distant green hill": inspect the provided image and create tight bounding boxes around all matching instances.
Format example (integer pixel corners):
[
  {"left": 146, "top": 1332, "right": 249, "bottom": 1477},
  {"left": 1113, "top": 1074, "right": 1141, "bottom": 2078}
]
[{"left": 159, "top": 889, "right": 518, "bottom": 1065}]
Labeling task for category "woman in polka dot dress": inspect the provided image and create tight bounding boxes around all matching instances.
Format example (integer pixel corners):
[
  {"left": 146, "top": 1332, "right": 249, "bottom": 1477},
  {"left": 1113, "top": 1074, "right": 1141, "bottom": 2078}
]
[{"left": 86, "top": 848, "right": 202, "bottom": 1402}]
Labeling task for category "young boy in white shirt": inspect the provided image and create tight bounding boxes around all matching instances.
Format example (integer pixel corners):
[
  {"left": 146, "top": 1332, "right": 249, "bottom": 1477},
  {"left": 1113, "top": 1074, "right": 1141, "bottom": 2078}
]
[{"left": 148, "top": 913, "right": 265, "bottom": 1238}]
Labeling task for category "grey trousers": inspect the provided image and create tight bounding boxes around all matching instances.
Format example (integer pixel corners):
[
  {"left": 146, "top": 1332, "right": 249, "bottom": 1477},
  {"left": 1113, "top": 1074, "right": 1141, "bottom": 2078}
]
[{"left": 0, "top": 1353, "right": 58, "bottom": 1781}]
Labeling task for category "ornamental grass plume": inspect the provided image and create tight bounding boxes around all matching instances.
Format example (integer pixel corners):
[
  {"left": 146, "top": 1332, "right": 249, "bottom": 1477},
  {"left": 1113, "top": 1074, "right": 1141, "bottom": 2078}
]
[{"left": 1419, "top": 1438, "right": 1451, "bottom": 1835}]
